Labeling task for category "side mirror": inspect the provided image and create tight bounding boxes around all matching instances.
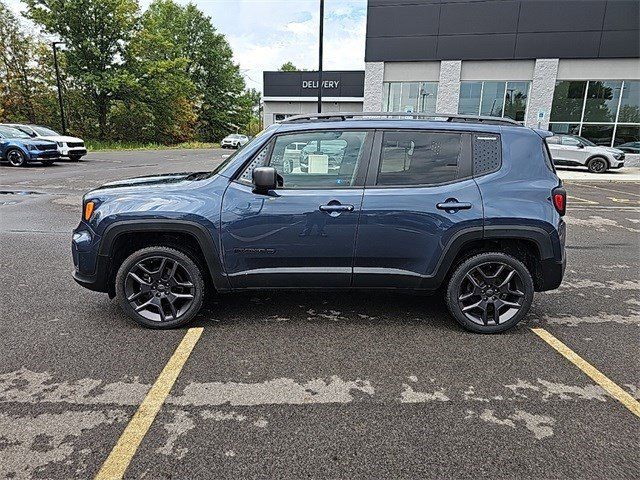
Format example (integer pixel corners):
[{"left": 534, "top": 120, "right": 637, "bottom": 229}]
[
  {"left": 252, "top": 166, "right": 277, "bottom": 193},
  {"left": 577, "top": 143, "right": 585, "bottom": 149}
]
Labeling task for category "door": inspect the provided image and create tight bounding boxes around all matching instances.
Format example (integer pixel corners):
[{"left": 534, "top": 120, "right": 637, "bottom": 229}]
[
  {"left": 220, "top": 129, "right": 373, "bottom": 288},
  {"left": 353, "top": 129, "right": 484, "bottom": 288},
  {"left": 559, "top": 135, "right": 586, "bottom": 164}
]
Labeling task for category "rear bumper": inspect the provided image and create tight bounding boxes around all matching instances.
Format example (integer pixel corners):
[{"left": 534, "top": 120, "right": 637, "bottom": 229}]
[{"left": 536, "top": 255, "right": 566, "bottom": 291}]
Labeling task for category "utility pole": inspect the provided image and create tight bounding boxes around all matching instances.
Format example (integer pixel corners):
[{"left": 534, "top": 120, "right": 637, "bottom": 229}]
[
  {"left": 317, "top": 0, "right": 324, "bottom": 113},
  {"left": 52, "top": 42, "right": 66, "bottom": 134}
]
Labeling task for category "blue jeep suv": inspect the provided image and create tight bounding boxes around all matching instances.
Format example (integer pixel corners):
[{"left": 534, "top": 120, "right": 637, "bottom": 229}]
[{"left": 72, "top": 113, "right": 566, "bottom": 333}]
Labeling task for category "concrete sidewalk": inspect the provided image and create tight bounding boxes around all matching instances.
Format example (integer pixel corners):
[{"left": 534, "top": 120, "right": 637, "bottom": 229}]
[{"left": 556, "top": 166, "right": 640, "bottom": 182}]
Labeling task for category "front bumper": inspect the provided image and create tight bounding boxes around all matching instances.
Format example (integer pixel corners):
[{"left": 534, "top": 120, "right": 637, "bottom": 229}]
[
  {"left": 28, "top": 150, "right": 60, "bottom": 161},
  {"left": 610, "top": 161, "right": 625, "bottom": 169},
  {"left": 72, "top": 224, "right": 109, "bottom": 293}
]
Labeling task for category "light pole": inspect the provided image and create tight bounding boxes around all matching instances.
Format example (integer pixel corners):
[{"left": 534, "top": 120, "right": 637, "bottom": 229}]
[
  {"left": 52, "top": 41, "right": 66, "bottom": 134},
  {"left": 317, "top": 0, "right": 324, "bottom": 113}
]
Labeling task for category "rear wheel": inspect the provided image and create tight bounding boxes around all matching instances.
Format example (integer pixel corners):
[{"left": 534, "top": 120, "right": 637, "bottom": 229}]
[
  {"left": 115, "top": 246, "right": 205, "bottom": 329},
  {"left": 7, "top": 149, "right": 27, "bottom": 167},
  {"left": 587, "top": 156, "right": 608, "bottom": 173},
  {"left": 446, "top": 252, "right": 534, "bottom": 333}
]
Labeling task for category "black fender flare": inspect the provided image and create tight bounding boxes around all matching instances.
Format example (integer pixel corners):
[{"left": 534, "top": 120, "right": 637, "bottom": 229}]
[
  {"left": 423, "top": 224, "right": 558, "bottom": 289},
  {"left": 99, "top": 219, "right": 230, "bottom": 291}
]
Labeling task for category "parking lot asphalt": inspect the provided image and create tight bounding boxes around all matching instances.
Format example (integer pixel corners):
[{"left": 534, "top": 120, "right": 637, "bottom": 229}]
[{"left": 0, "top": 150, "right": 638, "bottom": 479}]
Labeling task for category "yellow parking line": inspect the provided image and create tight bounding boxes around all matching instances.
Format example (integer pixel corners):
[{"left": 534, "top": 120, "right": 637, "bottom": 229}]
[
  {"left": 95, "top": 327, "right": 204, "bottom": 480},
  {"left": 531, "top": 328, "right": 640, "bottom": 418}
]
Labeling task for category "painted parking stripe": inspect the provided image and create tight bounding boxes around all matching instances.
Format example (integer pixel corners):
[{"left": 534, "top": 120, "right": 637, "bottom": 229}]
[
  {"left": 532, "top": 328, "right": 640, "bottom": 418},
  {"left": 95, "top": 327, "right": 204, "bottom": 480},
  {"left": 583, "top": 184, "right": 640, "bottom": 198},
  {"left": 567, "top": 194, "right": 598, "bottom": 205}
]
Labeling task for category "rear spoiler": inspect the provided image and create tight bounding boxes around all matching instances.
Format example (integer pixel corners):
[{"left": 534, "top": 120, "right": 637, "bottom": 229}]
[{"left": 532, "top": 128, "right": 554, "bottom": 139}]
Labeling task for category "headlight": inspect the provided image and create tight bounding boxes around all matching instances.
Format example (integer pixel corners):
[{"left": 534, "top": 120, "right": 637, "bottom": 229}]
[
  {"left": 613, "top": 153, "right": 622, "bottom": 159},
  {"left": 27, "top": 144, "right": 37, "bottom": 151}
]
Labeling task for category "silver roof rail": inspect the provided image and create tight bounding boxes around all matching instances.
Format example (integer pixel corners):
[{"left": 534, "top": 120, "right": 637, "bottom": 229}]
[{"left": 281, "top": 112, "right": 522, "bottom": 126}]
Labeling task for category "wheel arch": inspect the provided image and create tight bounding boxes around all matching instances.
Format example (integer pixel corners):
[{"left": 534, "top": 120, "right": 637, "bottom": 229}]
[
  {"left": 99, "top": 219, "right": 229, "bottom": 297},
  {"left": 586, "top": 154, "right": 610, "bottom": 167}
]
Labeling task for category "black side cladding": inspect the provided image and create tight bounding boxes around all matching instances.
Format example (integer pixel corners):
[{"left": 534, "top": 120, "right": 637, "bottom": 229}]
[{"left": 472, "top": 133, "right": 502, "bottom": 176}]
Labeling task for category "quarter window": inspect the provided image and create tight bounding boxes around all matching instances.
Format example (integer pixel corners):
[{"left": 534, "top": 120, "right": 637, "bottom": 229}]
[
  {"left": 377, "top": 131, "right": 463, "bottom": 186},
  {"left": 266, "top": 130, "right": 369, "bottom": 189}
]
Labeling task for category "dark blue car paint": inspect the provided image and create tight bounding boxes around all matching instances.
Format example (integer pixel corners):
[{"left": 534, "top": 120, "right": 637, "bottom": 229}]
[
  {"left": 0, "top": 136, "right": 59, "bottom": 163},
  {"left": 72, "top": 119, "right": 565, "bottom": 296}
]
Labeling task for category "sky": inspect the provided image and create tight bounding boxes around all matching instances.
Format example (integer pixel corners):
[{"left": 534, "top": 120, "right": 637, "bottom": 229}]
[{"left": 7, "top": 0, "right": 368, "bottom": 93}]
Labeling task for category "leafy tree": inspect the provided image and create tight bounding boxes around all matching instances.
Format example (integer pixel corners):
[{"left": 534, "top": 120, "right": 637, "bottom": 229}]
[
  {"left": 135, "top": 0, "right": 252, "bottom": 141},
  {"left": 24, "top": 0, "right": 140, "bottom": 139},
  {"left": 279, "top": 61, "right": 299, "bottom": 72}
]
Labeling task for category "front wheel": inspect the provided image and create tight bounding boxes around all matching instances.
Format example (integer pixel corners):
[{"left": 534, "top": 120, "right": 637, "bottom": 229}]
[
  {"left": 446, "top": 252, "right": 534, "bottom": 333},
  {"left": 587, "top": 157, "right": 608, "bottom": 173},
  {"left": 7, "top": 149, "right": 28, "bottom": 167},
  {"left": 115, "top": 246, "right": 205, "bottom": 329}
]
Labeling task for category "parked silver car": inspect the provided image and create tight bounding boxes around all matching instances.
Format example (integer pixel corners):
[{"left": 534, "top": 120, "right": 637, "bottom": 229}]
[
  {"left": 221, "top": 134, "right": 249, "bottom": 149},
  {"left": 546, "top": 134, "right": 625, "bottom": 173}
]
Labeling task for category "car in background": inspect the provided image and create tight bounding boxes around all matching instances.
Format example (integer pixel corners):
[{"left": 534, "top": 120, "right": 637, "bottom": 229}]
[
  {"left": 546, "top": 134, "right": 625, "bottom": 173},
  {"left": 3, "top": 124, "right": 87, "bottom": 161},
  {"left": 0, "top": 125, "right": 59, "bottom": 167},
  {"left": 221, "top": 134, "right": 249, "bottom": 149},
  {"left": 616, "top": 141, "right": 640, "bottom": 154}
]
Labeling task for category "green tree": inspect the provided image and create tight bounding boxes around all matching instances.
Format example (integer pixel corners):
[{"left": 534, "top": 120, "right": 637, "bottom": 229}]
[
  {"left": 24, "top": 0, "right": 140, "bottom": 139},
  {"left": 136, "top": 0, "right": 252, "bottom": 141},
  {"left": 279, "top": 61, "right": 299, "bottom": 72}
]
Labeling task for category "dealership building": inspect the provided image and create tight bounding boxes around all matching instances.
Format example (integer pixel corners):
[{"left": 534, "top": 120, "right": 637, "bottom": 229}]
[
  {"left": 363, "top": 0, "right": 640, "bottom": 147},
  {"left": 262, "top": 70, "right": 364, "bottom": 126}
]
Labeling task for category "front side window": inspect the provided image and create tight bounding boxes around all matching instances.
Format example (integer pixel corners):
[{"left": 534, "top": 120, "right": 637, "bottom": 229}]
[
  {"left": 266, "top": 130, "right": 369, "bottom": 189},
  {"left": 377, "top": 131, "right": 462, "bottom": 186},
  {"left": 561, "top": 136, "right": 581, "bottom": 147}
]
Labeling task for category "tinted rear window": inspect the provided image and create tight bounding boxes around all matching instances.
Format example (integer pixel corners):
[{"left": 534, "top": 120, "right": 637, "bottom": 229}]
[{"left": 376, "top": 131, "right": 463, "bottom": 186}]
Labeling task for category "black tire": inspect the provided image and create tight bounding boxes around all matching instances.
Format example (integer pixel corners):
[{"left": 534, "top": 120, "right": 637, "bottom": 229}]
[
  {"left": 445, "top": 252, "right": 534, "bottom": 333},
  {"left": 41, "top": 160, "right": 55, "bottom": 166},
  {"left": 587, "top": 156, "right": 608, "bottom": 173},
  {"left": 6, "top": 149, "right": 27, "bottom": 167},
  {"left": 115, "top": 246, "right": 205, "bottom": 329}
]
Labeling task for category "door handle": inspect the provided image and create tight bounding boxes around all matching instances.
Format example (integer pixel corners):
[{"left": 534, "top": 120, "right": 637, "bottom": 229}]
[
  {"left": 319, "top": 204, "right": 354, "bottom": 212},
  {"left": 436, "top": 201, "right": 472, "bottom": 211}
]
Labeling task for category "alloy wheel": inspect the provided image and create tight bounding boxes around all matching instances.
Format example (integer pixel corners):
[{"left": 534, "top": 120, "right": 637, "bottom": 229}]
[
  {"left": 124, "top": 255, "right": 195, "bottom": 322},
  {"left": 457, "top": 262, "right": 525, "bottom": 326},
  {"left": 589, "top": 158, "right": 606, "bottom": 173},
  {"left": 7, "top": 150, "right": 25, "bottom": 167}
]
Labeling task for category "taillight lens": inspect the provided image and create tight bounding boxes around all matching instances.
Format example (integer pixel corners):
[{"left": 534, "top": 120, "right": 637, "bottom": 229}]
[{"left": 552, "top": 187, "right": 566, "bottom": 216}]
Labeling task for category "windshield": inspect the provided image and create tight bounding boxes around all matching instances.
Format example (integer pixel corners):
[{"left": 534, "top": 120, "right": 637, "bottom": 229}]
[
  {"left": 212, "top": 129, "right": 270, "bottom": 175},
  {"left": 575, "top": 136, "right": 596, "bottom": 147},
  {"left": 0, "top": 126, "right": 32, "bottom": 139},
  {"left": 31, "top": 125, "right": 60, "bottom": 136}
]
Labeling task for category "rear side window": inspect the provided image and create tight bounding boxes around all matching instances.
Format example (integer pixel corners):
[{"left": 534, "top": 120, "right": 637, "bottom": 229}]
[
  {"left": 472, "top": 133, "right": 502, "bottom": 176},
  {"left": 376, "top": 131, "right": 465, "bottom": 186}
]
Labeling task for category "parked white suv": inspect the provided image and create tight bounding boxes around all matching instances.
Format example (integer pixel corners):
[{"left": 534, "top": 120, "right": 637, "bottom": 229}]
[
  {"left": 546, "top": 134, "right": 625, "bottom": 173},
  {"left": 6, "top": 124, "right": 87, "bottom": 161},
  {"left": 221, "top": 134, "right": 249, "bottom": 149}
]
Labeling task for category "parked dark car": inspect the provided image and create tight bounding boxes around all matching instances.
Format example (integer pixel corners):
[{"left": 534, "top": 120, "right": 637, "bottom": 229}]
[
  {"left": 72, "top": 113, "right": 566, "bottom": 333},
  {"left": 616, "top": 141, "right": 640, "bottom": 154},
  {"left": 0, "top": 125, "right": 60, "bottom": 167}
]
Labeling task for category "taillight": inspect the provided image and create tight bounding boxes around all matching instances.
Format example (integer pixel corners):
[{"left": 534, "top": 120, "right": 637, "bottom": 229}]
[{"left": 552, "top": 187, "right": 566, "bottom": 216}]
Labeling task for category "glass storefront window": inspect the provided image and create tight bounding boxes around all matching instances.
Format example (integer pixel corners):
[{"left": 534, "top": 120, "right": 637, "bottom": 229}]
[
  {"left": 458, "top": 82, "right": 482, "bottom": 115},
  {"left": 550, "top": 80, "right": 640, "bottom": 147},
  {"left": 458, "top": 81, "right": 530, "bottom": 121},
  {"left": 480, "top": 82, "right": 505, "bottom": 117},
  {"left": 504, "top": 81, "right": 530, "bottom": 121},
  {"left": 382, "top": 82, "right": 438, "bottom": 114},
  {"left": 549, "top": 123, "right": 580, "bottom": 135},
  {"left": 583, "top": 81, "right": 622, "bottom": 123},
  {"left": 580, "top": 124, "right": 615, "bottom": 147},
  {"left": 618, "top": 81, "right": 640, "bottom": 123},
  {"left": 614, "top": 125, "right": 640, "bottom": 146},
  {"left": 550, "top": 81, "right": 587, "bottom": 122}
]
